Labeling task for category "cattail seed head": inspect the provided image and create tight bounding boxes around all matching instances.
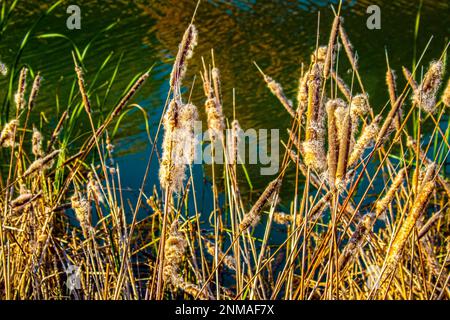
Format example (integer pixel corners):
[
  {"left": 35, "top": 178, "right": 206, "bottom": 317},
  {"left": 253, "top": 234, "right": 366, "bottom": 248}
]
[
  {"left": 28, "top": 73, "right": 42, "bottom": 111},
  {"left": 163, "top": 220, "right": 186, "bottom": 284},
  {"left": 23, "top": 149, "right": 60, "bottom": 177},
  {"left": 310, "top": 46, "right": 328, "bottom": 64},
  {"left": 380, "top": 181, "right": 435, "bottom": 285},
  {"left": 71, "top": 193, "right": 91, "bottom": 237},
  {"left": 32, "top": 126, "right": 43, "bottom": 158},
  {"left": 170, "top": 24, "right": 198, "bottom": 91},
  {"left": 326, "top": 99, "right": 340, "bottom": 187},
  {"left": 240, "top": 177, "right": 282, "bottom": 231},
  {"left": 324, "top": 16, "right": 341, "bottom": 78},
  {"left": 0, "top": 119, "right": 19, "bottom": 148},
  {"left": 14, "top": 67, "right": 28, "bottom": 110},
  {"left": 375, "top": 168, "right": 406, "bottom": 218},
  {"left": 205, "top": 97, "right": 225, "bottom": 141},
  {"left": 335, "top": 108, "right": 352, "bottom": 187},
  {"left": 348, "top": 115, "right": 380, "bottom": 168},
  {"left": 75, "top": 65, "right": 91, "bottom": 114},
  {"left": 265, "top": 74, "right": 296, "bottom": 118},
  {"left": 304, "top": 63, "right": 326, "bottom": 172},
  {"left": 413, "top": 61, "right": 443, "bottom": 113}
]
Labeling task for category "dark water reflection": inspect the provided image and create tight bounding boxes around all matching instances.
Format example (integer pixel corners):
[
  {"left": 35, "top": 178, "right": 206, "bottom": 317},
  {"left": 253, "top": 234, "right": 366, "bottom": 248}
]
[{"left": 0, "top": 0, "right": 448, "bottom": 204}]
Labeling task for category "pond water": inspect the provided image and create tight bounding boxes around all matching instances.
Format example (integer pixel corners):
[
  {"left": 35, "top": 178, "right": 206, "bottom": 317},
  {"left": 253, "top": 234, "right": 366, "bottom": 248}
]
[{"left": 0, "top": 0, "right": 448, "bottom": 215}]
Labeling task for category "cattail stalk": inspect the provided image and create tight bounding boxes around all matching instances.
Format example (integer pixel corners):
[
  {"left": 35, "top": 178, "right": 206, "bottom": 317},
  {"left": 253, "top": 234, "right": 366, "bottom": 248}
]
[{"left": 331, "top": 71, "right": 352, "bottom": 102}]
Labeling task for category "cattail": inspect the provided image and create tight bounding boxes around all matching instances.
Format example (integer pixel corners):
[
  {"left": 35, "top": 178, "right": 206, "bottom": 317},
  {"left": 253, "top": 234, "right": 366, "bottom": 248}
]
[
  {"left": 386, "top": 69, "right": 402, "bottom": 130},
  {"left": 338, "top": 212, "right": 376, "bottom": 270},
  {"left": 163, "top": 220, "right": 188, "bottom": 285},
  {"left": 112, "top": 72, "right": 149, "bottom": 117},
  {"left": 47, "top": 111, "right": 68, "bottom": 153},
  {"left": 339, "top": 22, "right": 358, "bottom": 71},
  {"left": 23, "top": 149, "right": 60, "bottom": 177},
  {"left": 205, "top": 239, "right": 236, "bottom": 271},
  {"left": 160, "top": 100, "right": 197, "bottom": 193},
  {"left": 402, "top": 66, "right": 418, "bottom": 91},
  {"left": 375, "top": 168, "right": 406, "bottom": 218},
  {"left": 331, "top": 71, "right": 352, "bottom": 102},
  {"left": 348, "top": 115, "right": 380, "bottom": 168},
  {"left": 11, "top": 193, "right": 35, "bottom": 209},
  {"left": 170, "top": 24, "right": 198, "bottom": 91},
  {"left": 335, "top": 109, "right": 352, "bottom": 187},
  {"left": 75, "top": 65, "right": 91, "bottom": 114},
  {"left": 205, "top": 97, "right": 225, "bottom": 141},
  {"left": 71, "top": 193, "right": 91, "bottom": 237},
  {"left": 228, "top": 119, "right": 242, "bottom": 164},
  {"left": 32, "top": 126, "right": 43, "bottom": 158},
  {"left": 351, "top": 94, "right": 370, "bottom": 119},
  {"left": 297, "top": 71, "right": 309, "bottom": 115},
  {"left": 160, "top": 100, "right": 181, "bottom": 191},
  {"left": 326, "top": 100, "right": 341, "bottom": 187},
  {"left": 303, "top": 63, "right": 326, "bottom": 172},
  {"left": 413, "top": 61, "right": 443, "bottom": 113},
  {"left": 308, "top": 191, "right": 332, "bottom": 220},
  {"left": 0, "top": 119, "right": 19, "bottom": 148},
  {"left": 386, "top": 69, "right": 397, "bottom": 107},
  {"left": 324, "top": 16, "right": 341, "bottom": 77},
  {"left": 240, "top": 177, "right": 282, "bottom": 231},
  {"left": 178, "top": 103, "right": 198, "bottom": 163},
  {"left": 380, "top": 181, "right": 435, "bottom": 286},
  {"left": 264, "top": 74, "right": 296, "bottom": 118},
  {"left": 14, "top": 67, "right": 28, "bottom": 110},
  {"left": 28, "top": 73, "right": 42, "bottom": 111},
  {"left": 407, "top": 137, "right": 450, "bottom": 198},
  {"left": 87, "top": 172, "right": 104, "bottom": 205},
  {"left": 311, "top": 46, "right": 328, "bottom": 64},
  {"left": 163, "top": 220, "right": 210, "bottom": 300},
  {"left": 442, "top": 78, "right": 450, "bottom": 107},
  {"left": 419, "top": 162, "right": 436, "bottom": 190},
  {"left": 376, "top": 93, "right": 405, "bottom": 146},
  {"left": 286, "top": 148, "right": 322, "bottom": 189}
]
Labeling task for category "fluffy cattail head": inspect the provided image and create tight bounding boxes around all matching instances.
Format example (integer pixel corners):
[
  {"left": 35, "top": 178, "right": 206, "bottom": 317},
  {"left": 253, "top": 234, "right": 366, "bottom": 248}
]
[
  {"left": 350, "top": 93, "right": 370, "bottom": 118},
  {"left": 14, "top": 67, "right": 28, "bottom": 110},
  {"left": 71, "top": 192, "right": 91, "bottom": 236},
  {"left": 0, "top": 119, "right": 19, "bottom": 148},
  {"left": 311, "top": 46, "right": 328, "bottom": 64},
  {"left": 163, "top": 220, "right": 186, "bottom": 283},
  {"left": 414, "top": 61, "right": 443, "bottom": 113},
  {"left": 32, "top": 126, "right": 43, "bottom": 158}
]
